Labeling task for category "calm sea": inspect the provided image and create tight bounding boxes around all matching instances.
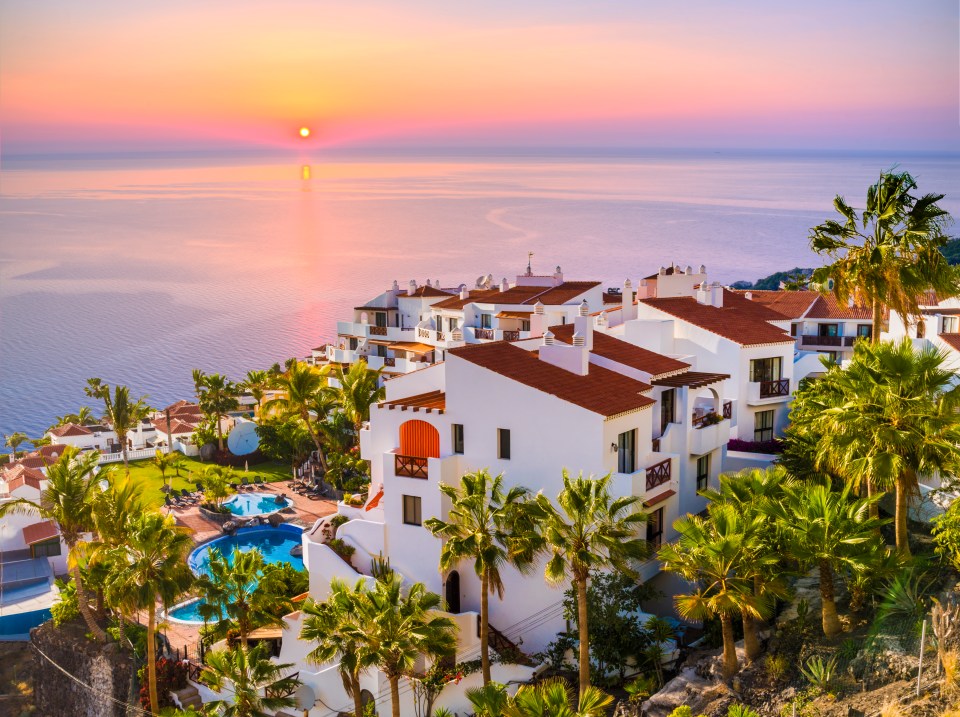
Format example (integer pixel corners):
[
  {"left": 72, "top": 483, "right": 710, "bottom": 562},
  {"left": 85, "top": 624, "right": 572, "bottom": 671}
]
[{"left": 2, "top": 149, "right": 958, "bottom": 438}]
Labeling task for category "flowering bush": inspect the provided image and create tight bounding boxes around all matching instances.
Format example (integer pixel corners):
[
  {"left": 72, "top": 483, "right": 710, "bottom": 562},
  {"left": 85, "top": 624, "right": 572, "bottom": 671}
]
[
  {"left": 138, "top": 657, "right": 188, "bottom": 709},
  {"left": 727, "top": 438, "right": 784, "bottom": 454}
]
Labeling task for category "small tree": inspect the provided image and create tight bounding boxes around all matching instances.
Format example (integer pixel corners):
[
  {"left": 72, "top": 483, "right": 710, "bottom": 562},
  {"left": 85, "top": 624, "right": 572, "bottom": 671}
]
[
  {"left": 3, "top": 431, "right": 29, "bottom": 458},
  {"left": 201, "top": 643, "right": 300, "bottom": 717},
  {"left": 200, "top": 465, "right": 235, "bottom": 510}
]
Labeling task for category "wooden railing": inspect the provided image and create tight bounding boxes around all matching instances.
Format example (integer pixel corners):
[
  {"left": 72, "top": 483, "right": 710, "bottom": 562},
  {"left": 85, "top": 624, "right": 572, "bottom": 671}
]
[
  {"left": 475, "top": 328, "right": 495, "bottom": 340},
  {"left": 722, "top": 400, "right": 732, "bottom": 419},
  {"left": 487, "top": 623, "right": 534, "bottom": 665},
  {"left": 651, "top": 437, "right": 661, "bottom": 453},
  {"left": 645, "top": 459, "right": 671, "bottom": 491},
  {"left": 759, "top": 378, "right": 790, "bottom": 399},
  {"left": 502, "top": 330, "right": 520, "bottom": 341},
  {"left": 395, "top": 454, "right": 429, "bottom": 479},
  {"left": 369, "top": 325, "right": 388, "bottom": 336},
  {"left": 384, "top": 357, "right": 396, "bottom": 367},
  {"left": 266, "top": 672, "right": 299, "bottom": 699}
]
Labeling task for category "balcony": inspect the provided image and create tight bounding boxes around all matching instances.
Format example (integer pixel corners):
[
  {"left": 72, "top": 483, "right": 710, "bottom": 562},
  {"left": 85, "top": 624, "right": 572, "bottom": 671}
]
[
  {"left": 747, "top": 378, "right": 790, "bottom": 405},
  {"left": 800, "top": 335, "right": 856, "bottom": 348},
  {"left": 688, "top": 416, "right": 731, "bottom": 455},
  {"left": 475, "top": 328, "right": 495, "bottom": 340},
  {"left": 395, "top": 454, "right": 429, "bottom": 479},
  {"left": 645, "top": 458, "right": 671, "bottom": 492}
]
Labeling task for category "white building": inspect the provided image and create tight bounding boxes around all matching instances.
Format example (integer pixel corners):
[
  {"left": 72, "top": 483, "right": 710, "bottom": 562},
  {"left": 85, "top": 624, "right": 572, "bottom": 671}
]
[{"left": 887, "top": 293, "right": 960, "bottom": 372}]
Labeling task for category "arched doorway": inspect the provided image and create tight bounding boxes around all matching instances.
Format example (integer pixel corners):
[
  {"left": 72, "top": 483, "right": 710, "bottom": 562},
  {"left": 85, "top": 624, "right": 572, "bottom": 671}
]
[
  {"left": 360, "top": 689, "right": 376, "bottom": 714},
  {"left": 445, "top": 570, "right": 461, "bottom": 613},
  {"left": 399, "top": 420, "right": 440, "bottom": 458}
]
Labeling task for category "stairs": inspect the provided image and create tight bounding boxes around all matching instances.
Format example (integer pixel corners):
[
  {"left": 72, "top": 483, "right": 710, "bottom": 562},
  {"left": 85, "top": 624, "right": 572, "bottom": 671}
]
[
  {"left": 487, "top": 623, "right": 534, "bottom": 666},
  {"left": 173, "top": 685, "right": 203, "bottom": 710}
]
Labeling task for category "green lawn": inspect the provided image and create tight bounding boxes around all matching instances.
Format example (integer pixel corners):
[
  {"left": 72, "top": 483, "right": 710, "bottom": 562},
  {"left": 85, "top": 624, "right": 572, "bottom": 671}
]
[{"left": 107, "top": 453, "right": 294, "bottom": 509}]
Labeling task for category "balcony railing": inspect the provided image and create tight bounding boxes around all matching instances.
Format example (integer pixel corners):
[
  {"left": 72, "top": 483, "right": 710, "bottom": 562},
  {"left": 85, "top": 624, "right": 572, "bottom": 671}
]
[
  {"left": 651, "top": 437, "right": 661, "bottom": 453},
  {"left": 722, "top": 400, "right": 732, "bottom": 419},
  {"left": 384, "top": 357, "right": 396, "bottom": 367},
  {"left": 501, "top": 330, "right": 520, "bottom": 341},
  {"left": 369, "top": 325, "right": 388, "bottom": 336},
  {"left": 395, "top": 454, "right": 429, "bottom": 479},
  {"left": 645, "top": 459, "right": 671, "bottom": 491},
  {"left": 800, "top": 335, "right": 857, "bottom": 347},
  {"left": 759, "top": 378, "right": 790, "bottom": 399},
  {"left": 475, "top": 328, "right": 495, "bottom": 340}
]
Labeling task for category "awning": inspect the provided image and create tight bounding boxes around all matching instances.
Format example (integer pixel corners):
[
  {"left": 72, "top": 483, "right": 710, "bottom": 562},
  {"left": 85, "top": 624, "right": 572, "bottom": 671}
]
[
  {"left": 495, "top": 311, "right": 532, "bottom": 319},
  {"left": 387, "top": 342, "right": 435, "bottom": 354},
  {"left": 644, "top": 490, "right": 676, "bottom": 508},
  {"left": 22, "top": 520, "right": 60, "bottom": 545},
  {"left": 367, "top": 339, "right": 392, "bottom": 346},
  {"left": 247, "top": 627, "right": 284, "bottom": 640}
]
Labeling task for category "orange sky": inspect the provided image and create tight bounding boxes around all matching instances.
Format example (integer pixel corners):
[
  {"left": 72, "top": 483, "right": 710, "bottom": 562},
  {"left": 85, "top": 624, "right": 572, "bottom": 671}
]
[{"left": 2, "top": 0, "right": 958, "bottom": 153}]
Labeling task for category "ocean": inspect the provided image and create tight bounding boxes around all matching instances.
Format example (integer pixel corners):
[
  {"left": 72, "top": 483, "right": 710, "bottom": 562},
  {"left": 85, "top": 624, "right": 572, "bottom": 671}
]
[{"left": 2, "top": 149, "right": 958, "bottom": 438}]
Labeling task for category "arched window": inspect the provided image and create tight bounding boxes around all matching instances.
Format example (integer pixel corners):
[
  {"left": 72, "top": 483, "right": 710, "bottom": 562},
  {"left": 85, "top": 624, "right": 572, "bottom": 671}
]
[{"left": 917, "top": 319, "right": 926, "bottom": 339}]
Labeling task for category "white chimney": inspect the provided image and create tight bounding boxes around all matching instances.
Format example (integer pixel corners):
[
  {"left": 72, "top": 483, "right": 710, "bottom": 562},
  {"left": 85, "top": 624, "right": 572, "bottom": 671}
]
[
  {"left": 685, "top": 265, "right": 693, "bottom": 275},
  {"left": 595, "top": 313, "right": 607, "bottom": 329},
  {"left": 408, "top": 280, "right": 417, "bottom": 296},
  {"left": 711, "top": 281, "right": 724, "bottom": 307},
  {"left": 696, "top": 275, "right": 711, "bottom": 305},
  {"left": 460, "top": 285, "right": 469, "bottom": 300},
  {"left": 572, "top": 331, "right": 585, "bottom": 346},
  {"left": 392, "top": 279, "right": 400, "bottom": 291},
  {"left": 745, "top": 291, "right": 753, "bottom": 301},
  {"left": 574, "top": 311, "right": 594, "bottom": 350},
  {"left": 699, "top": 264, "right": 706, "bottom": 274},
  {"left": 500, "top": 277, "right": 509, "bottom": 292},
  {"left": 659, "top": 266, "right": 667, "bottom": 276},
  {"left": 529, "top": 301, "right": 546, "bottom": 338},
  {"left": 543, "top": 329, "right": 555, "bottom": 345},
  {"left": 579, "top": 300, "right": 590, "bottom": 317},
  {"left": 622, "top": 278, "right": 637, "bottom": 321},
  {"left": 540, "top": 335, "right": 589, "bottom": 375},
  {"left": 435, "top": 280, "right": 440, "bottom": 289},
  {"left": 553, "top": 265, "right": 563, "bottom": 285}
]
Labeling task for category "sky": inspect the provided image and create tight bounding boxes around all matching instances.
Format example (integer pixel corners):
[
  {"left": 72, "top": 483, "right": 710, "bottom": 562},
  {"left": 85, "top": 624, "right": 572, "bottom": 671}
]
[{"left": 2, "top": 0, "right": 958, "bottom": 155}]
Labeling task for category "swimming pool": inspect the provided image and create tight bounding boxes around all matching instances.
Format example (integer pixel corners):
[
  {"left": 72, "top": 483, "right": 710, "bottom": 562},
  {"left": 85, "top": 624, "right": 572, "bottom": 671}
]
[
  {"left": 223, "top": 492, "right": 293, "bottom": 516},
  {"left": 187, "top": 524, "right": 305, "bottom": 578},
  {"left": 0, "top": 608, "right": 52, "bottom": 639},
  {"left": 167, "top": 598, "right": 206, "bottom": 624}
]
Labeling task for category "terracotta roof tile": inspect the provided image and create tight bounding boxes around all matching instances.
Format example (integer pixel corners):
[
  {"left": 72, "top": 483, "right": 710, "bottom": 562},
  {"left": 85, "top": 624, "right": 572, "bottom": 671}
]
[
  {"left": 549, "top": 324, "right": 689, "bottom": 377},
  {"left": 733, "top": 290, "right": 817, "bottom": 319},
  {"left": 48, "top": 423, "right": 93, "bottom": 438},
  {"left": 805, "top": 295, "right": 873, "bottom": 320},
  {"left": 152, "top": 417, "right": 198, "bottom": 435},
  {"left": 432, "top": 282, "right": 600, "bottom": 311},
  {"left": 379, "top": 390, "right": 446, "bottom": 413},
  {"left": 449, "top": 342, "right": 654, "bottom": 418},
  {"left": 22, "top": 520, "right": 59, "bottom": 545},
  {"left": 3, "top": 464, "right": 46, "bottom": 492},
  {"left": 940, "top": 334, "right": 960, "bottom": 352},
  {"left": 640, "top": 292, "right": 794, "bottom": 346}
]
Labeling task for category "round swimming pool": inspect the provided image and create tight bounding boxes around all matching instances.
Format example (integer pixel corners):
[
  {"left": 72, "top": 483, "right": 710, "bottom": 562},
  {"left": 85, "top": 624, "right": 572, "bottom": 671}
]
[
  {"left": 188, "top": 524, "right": 305, "bottom": 578},
  {"left": 223, "top": 492, "right": 293, "bottom": 516},
  {"left": 167, "top": 597, "right": 206, "bottom": 624}
]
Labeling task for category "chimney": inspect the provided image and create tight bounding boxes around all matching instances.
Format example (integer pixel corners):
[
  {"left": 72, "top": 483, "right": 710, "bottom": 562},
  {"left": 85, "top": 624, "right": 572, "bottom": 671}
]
[
  {"left": 574, "top": 301, "right": 593, "bottom": 349},
  {"left": 435, "top": 280, "right": 440, "bottom": 290},
  {"left": 529, "top": 300, "right": 546, "bottom": 338},
  {"left": 500, "top": 277, "right": 509, "bottom": 292},
  {"left": 579, "top": 300, "right": 590, "bottom": 317},
  {"left": 572, "top": 331, "right": 585, "bottom": 346},
  {"left": 711, "top": 281, "right": 724, "bottom": 307},
  {"left": 542, "top": 329, "right": 555, "bottom": 345},
  {"left": 745, "top": 291, "right": 753, "bottom": 301},
  {"left": 696, "top": 275, "right": 711, "bottom": 305},
  {"left": 553, "top": 265, "right": 563, "bottom": 285},
  {"left": 659, "top": 266, "right": 667, "bottom": 276},
  {"left": 622, "top": 278, "right": 637, "bottom": 321},
  {"left": 699, "top": 264, "right": 706, "bottom": 274},
  {"left": 595, "top": 313, "right": 608, "bottom": 329},
  {"left": 540, "top": 332, "right": 589, "bottom": 375},
  {"left": 459, "top": 285, "right": 469, "bottom": 300},
  {"left": 685, "top": 265, "right": 693, "bottom": 275},
  {"left": 408, "top": 280, "right": 417, "bottom": 296}
]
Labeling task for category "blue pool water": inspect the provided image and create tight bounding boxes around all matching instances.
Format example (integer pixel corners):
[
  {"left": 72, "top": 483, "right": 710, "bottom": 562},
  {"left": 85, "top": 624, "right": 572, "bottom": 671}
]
[
  {"left": 168, "top": 598, "right": 206, "bottom": 624},
  {"left": 224, "top": 492, "right": 293, "bottom": 516},
  {"left": 188, "top": 525, "right": 305, "bottom": 577},
  {"left": 0, "top": 608, "right": 52, "bottom": 639}
]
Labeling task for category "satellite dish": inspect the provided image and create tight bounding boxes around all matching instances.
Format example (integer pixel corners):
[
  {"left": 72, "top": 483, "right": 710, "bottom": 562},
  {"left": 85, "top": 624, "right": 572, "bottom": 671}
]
[
  {"left": 294, "top": 684, "right": 316, "bottom": 710},
  {"left": 227, "top": 421, "right": 260, "bottom": 456}
]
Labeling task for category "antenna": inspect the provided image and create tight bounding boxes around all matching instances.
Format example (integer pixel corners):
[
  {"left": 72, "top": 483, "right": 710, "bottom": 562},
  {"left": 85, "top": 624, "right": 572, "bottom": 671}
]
[{"left": 526, "top": 251, "right": 534, "bottom": 275}]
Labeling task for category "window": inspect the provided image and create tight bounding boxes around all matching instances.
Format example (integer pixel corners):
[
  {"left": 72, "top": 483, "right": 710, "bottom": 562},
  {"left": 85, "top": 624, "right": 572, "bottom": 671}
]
[
  {"left": 749, "top": 357, "right": 782, "bottom": 383},
  {"left": 647, "top": 508, "right": 664, "bottom": 549},
  {"left": 349, "top": 337, "right": 359, "bottom": 351},
  {"left": 375, "top": 312, "right": 387, "bottom": 328},
  {"left": 31, "top": 539, "right": 62, "bottom": 558},
  {"left": 617, "top": 429, "right": 636, "bottom": 474},
  {"left": 818, "top": 323, "right": 839, "bottom": 337},
  {"left": 481, "top": 314, "right": 492, "bottom": 329},
  {"left": 497, "top": 428, "right": 511, "bottom": 460},
  {"left": 521, "top": 319, "right": 531, "bottom": 332},
  {"left": 448, "top": 317, "right": 459, "bottom": 332},
  {"left": 754, "top": 410, "right": 775, "bottom": 442},
  {"left": 376, "top": 344, "right": 387, "bottom": 357},
  {"left": 696, "top": 454, "right": 710, "bottom": 492},
  {"left": 917, "top": 320, "right": 926, "bottom": 339},
  {"left": 452, "top": 424, "right": 464, "bottom": 454},
  {"left": 857, "top": 324, "right": 873, "bottom": 338},
  {"left": 660, "top": 389, "right": 676, "bottom": 434},
  {"left": 402, "top": 495, "right": 422, "bottom": 525},
  {"left": 790, "top": 323, "right": 799, "bottom": 336}
]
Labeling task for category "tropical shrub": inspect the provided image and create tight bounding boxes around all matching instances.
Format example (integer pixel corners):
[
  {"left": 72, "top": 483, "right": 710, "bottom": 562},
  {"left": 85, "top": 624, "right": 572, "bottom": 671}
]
[
  {"left": 727, "top": 438, "right": 784, "bottom": 454},
  {"left": 138, "top": 657, "right": 188, "bottom": 710},
  {"left": 764, "top": 653, "right": 789, "bottom": 683},
  {"left": 624, "top": 673, "right": 658, "bottom": 703},
  {"left": 727, "top": 706, "right": 761, "bottom": 717},
  {"left": 327, "top": 537, "right": 356, "bottom": 563},
  {"left": 50, "top": 578, "right": 79, "bottom": 627},
  {"left": 799, "top": 655, "right": 837, "bottom": 693},
  {"left": 932, "top": 499, "right": 960, "bottom": 571}
]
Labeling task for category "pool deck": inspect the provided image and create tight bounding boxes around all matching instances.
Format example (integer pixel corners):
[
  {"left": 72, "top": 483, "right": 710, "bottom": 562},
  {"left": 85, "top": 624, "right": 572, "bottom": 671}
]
[{"left": 155, "top": 479, "right": 336, "bottom": 649}]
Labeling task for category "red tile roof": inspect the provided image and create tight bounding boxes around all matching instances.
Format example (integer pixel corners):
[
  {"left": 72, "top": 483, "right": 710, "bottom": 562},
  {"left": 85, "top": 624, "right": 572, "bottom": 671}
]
[
  {"left": 406, "top": 285, "right": 453, "bottom": 298},
  {"left": 379, "top": 390, "right": 446, "bottom": 413},
  {"left": 449, "top": 342, "right": 655, "bottom": 417},
  {"left": 733, "top": 290, "right": 816, "bottom": 319},
  {"left": 640, "top": 292, "right": 794, "bottom": 346},
  {"left": 602, "top": 291, "right": 622, "bottom": 305},
  {"left": 4, "top": 445, "right": 68, "bottom": 472},
  {"left": 4, "top": 464, "right": 46, "bottom": 492},
  {"left": 548, "top": 324, "right": 689, "bottom": 377},
  {"left": 152, "top": 418, "right": 198, "bottom": 435},
  {"left": 432, "top": 282, "right": 600, "bottom": 311},
  {"left": 48, "top": 423, "right": 94, "bottom": 438},
  {"left": 22, "top": 520, "right": 59, "bottom": 545},
  {"left": 805, "top": 295, "right": 873, "bottom": 320},
  {"left": 940, "top": 334, "right": 960, "bottom": 352}
]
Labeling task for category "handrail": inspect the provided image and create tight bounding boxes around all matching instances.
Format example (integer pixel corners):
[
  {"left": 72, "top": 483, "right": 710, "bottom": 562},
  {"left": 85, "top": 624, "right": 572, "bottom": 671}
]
[
  {"left": 395, "top": 454, "right": 429, "bottom": 479},
  {"left": 645, "top": 459, "right": 671, "bottom": 491},
  {"left": 759, "top": 378, "right": 789, "bottom": 398}
]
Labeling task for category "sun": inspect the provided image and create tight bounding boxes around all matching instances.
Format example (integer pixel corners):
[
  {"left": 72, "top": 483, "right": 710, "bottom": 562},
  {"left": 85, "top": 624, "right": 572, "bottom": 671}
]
[{"left": 299, "top": 127, "right": 310, "bottom": 138}]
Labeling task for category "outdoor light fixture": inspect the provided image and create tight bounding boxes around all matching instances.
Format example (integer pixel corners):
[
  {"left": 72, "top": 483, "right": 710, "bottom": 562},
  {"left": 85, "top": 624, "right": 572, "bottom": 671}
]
[{"left": 610, "top": 442, "right": 618, "bottom": 453}]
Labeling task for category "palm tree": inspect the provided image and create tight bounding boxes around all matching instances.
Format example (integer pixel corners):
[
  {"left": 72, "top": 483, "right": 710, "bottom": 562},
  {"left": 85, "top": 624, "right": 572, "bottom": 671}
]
[
  {"left": 108, "top": 512, "right": 194, "bottom": 713},
  {"left": 264, "top": 360, "right": 334, "bottom": 471},
  {"left": 154, "top": 449, "right": 174, "bottom": 490},
  {"left": 815, "top": 339, "right": 960, "bottom": 557},
  {"left": 192, "top": 368, "right": 207, "bottom": 403},
  {"left": 354, "top": 574, "right": 456, "bottom": 717},
  {"left": 243, "top": 369, "right": 271, "bottom": 416},
  {"left": 0, "top": 446, "right": 105, "bottom": 640},
  {"left": 3, "top": 431, "right": 28, "bottom": 458},
  {"left": 424, "top": 470, "right": 535, "bottom": 685},
  {"left": 810, "top": 169, "right": 958, "bottom": 342},
  {"left": 200, "top": 643, "right": 300, "bottom": 717},
  {"left": 659, "top": 505, "right": 766, "bottom": 679},
  {"left": 75, "top": 406, "right": 98, "bottom": 425},
  {"left": 196, "top": 548, "right": 287, "bottom": 649},
  {"left": 536, "top": 471, "right": 648, "bottom": 695},
  {"left": 197, "top": 373, "right": 241, "bottom": 452},
  {"left": 764, "top": 481, "right": 887, "bottom": 638},
  {"left": 300, "top": 578, "right": 380, "bottom": 717},
  {"left": 198, "top": 464, "right": 235, "bottom": 509},
  {"left": 334, "top": 360, "right": 385, "bottom": 434},
  {"left": 504, "top": 678, "right": 613, "bottom": 717},
  {"left": 85, "top": 379, "right": 150, "bottom": 468},
  {"left": 700, "top": 467, "right": 792, "bottom": 661}
]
